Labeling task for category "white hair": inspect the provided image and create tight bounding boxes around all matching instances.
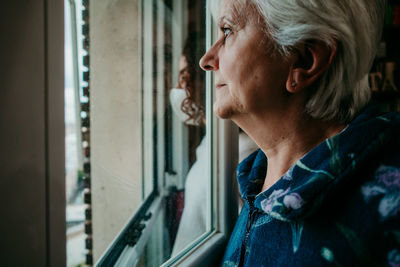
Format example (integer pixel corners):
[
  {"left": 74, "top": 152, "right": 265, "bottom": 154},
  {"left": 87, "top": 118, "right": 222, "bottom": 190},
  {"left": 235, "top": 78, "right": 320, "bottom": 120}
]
[
  {"left": 251, "top": 0, "right": 386, "bottom": 123},
  {"left": 211, "top": 0, "right": 386, "bottom": 123}
]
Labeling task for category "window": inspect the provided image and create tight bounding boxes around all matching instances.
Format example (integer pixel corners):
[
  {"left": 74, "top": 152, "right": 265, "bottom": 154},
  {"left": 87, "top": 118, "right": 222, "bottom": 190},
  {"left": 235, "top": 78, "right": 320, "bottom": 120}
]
[
  {"left": 65, "top": 0, "right": 239, "bottom": 266},
  {"left": 65, "top": 0, "right": 87, "bottom": 265}
]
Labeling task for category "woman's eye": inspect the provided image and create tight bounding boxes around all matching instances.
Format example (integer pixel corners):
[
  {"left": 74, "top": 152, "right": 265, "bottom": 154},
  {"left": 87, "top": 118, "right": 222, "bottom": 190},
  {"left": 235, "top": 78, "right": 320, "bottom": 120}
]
[{"left": 222, "top": 27, "right": 231, "bottom": 38}]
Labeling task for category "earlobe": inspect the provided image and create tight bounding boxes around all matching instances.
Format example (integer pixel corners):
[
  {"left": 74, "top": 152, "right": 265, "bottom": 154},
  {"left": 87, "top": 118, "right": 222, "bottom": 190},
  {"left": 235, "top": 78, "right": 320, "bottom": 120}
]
[
  {"left": 286, "top": 40, "right": 337, "bottom": 93},
  {"left": 286, "top": 71, "right": 300, "bottom": 93}
]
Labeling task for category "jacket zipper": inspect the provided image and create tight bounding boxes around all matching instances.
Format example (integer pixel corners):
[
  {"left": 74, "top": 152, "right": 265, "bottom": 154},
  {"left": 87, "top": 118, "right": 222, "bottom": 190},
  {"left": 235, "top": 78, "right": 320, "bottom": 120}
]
[{"left": 239, "top": 197, "right": 256, "bottom": 267}]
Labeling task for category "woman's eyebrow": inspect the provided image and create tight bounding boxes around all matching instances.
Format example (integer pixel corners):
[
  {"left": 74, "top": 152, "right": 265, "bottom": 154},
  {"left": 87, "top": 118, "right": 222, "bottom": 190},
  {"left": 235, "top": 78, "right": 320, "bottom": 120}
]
[{"left": 218, "top": 16, "right": 235, "bottom": 26}]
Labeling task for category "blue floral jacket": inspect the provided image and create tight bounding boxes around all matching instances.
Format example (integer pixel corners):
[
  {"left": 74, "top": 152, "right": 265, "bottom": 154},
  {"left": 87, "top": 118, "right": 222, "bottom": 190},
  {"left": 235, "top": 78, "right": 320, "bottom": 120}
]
[{"left": 222, "top": 106, "right": 400, "bottom": 267}]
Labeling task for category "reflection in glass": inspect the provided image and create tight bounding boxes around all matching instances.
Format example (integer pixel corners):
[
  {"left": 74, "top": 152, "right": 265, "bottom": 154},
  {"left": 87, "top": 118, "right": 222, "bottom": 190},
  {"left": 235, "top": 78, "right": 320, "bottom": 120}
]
[
  {"left": 141, "top": 0, "right": 208, "bottom": 265},
  {"left": 94, "top": 0, "right": 210, "bottom": 265},
  {"left": 170, "top": 32, "right": 207, "bottom": 256}
]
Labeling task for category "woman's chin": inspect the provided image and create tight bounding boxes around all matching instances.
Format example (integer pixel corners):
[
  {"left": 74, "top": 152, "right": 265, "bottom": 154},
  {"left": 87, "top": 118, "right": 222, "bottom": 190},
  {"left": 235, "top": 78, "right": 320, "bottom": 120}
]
[{"left": 213, "top": 102, "right": 235, "bottom": 119}]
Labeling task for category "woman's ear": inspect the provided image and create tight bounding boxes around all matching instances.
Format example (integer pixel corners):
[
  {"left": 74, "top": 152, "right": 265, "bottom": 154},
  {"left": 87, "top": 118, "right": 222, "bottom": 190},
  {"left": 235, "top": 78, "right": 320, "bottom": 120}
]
[{"left": 286, "top": 40, "right": 337, "bottom": 93}]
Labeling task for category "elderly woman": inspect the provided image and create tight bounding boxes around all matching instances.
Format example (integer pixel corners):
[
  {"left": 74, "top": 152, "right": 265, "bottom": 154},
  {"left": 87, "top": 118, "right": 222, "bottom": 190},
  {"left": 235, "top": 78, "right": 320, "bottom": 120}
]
[{"left": 200, "top": 0, "right": 399, "bottom": 266}]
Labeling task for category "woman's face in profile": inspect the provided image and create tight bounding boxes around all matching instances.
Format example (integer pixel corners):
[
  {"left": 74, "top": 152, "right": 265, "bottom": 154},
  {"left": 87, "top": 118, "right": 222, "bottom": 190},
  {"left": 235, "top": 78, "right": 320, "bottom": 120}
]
[
  {"left": 200, "top": 0, "right": 292, "bottom": 120},
  {"left": 177, "top": 56, "right": 189, "bottom": 90}
]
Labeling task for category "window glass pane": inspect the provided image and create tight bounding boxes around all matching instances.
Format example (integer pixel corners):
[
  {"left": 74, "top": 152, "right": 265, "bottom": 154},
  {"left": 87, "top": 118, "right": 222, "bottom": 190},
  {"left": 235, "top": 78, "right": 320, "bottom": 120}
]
[
  {"left": 89, "top": 0, "right": 144, "bottom": 261},
  {"left": 65, "top": 0, "right": 86, "bottom": 265},
  {"left": 86, "top": 0, "right": 210, "bottom": 264},
  {"left": 141, "top": 0, "right": 210, "bottom": 264}
]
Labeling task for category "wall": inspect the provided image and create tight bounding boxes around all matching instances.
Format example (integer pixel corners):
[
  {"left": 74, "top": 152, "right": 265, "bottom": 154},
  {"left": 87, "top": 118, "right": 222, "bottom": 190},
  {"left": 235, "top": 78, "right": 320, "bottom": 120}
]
[
  {"left": 90, "top": 0, "right": 142, "bottom": 261},
  {"left": 0, "top": 0, "right": 65, "bottom": 266}
]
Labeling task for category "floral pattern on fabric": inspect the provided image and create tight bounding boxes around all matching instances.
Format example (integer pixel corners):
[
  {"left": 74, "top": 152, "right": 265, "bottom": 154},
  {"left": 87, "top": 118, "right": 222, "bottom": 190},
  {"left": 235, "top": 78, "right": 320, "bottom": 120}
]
[
  {"left": 361, "top": 165, "right": 400, "bottom": 219},
  {"left": 388, "top": 249, "right": 400, "bottom": 267},
  {"left": 282, "top": 164, "right": 295, "bottom": 181},
  {"left": 260, "top": 188, "right": 290, "bottom": 213},
  {"left": 283, "top": 192, "right": 304, "bottom": 210},
  {"left": 321, "top": 247, "right": 335, "bottom": 263},
  {"left": 222, "top": 105, "right": 400, "bottom": 266}
]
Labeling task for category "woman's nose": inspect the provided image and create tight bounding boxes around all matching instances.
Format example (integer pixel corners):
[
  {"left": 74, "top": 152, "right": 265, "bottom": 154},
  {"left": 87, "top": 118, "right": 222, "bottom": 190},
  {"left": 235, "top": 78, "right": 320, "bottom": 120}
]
[{"left": 199, "top": 45, "right": 219, "bottom": 71}]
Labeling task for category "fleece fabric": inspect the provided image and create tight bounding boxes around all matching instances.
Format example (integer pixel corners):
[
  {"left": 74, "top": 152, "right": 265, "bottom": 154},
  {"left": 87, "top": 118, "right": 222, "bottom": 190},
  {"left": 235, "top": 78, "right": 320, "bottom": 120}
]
[{"left": 222, "top": 105, "right": 400, "bottom": 267}]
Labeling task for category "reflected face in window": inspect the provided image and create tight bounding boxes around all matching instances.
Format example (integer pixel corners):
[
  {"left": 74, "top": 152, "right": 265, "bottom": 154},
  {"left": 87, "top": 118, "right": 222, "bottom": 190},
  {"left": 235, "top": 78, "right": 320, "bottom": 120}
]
[
  {"left": 177, "top": 56, "right": 190, "bottom": 90},
  {"left": 200, "top": 0, "right": 293, "bottom": 121}
]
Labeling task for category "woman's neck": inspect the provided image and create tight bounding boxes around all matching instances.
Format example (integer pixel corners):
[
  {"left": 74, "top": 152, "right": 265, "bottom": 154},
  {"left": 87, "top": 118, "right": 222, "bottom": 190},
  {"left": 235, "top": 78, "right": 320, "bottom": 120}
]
[{"left": 234, "top": 110, "right": 345, "bottom": 193}]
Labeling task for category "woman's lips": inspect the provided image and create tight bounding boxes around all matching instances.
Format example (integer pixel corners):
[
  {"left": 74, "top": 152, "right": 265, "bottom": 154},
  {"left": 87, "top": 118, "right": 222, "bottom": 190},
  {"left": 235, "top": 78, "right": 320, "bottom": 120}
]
[{"left": 216, "top": 84, "right": 226, "bottom": 90}]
